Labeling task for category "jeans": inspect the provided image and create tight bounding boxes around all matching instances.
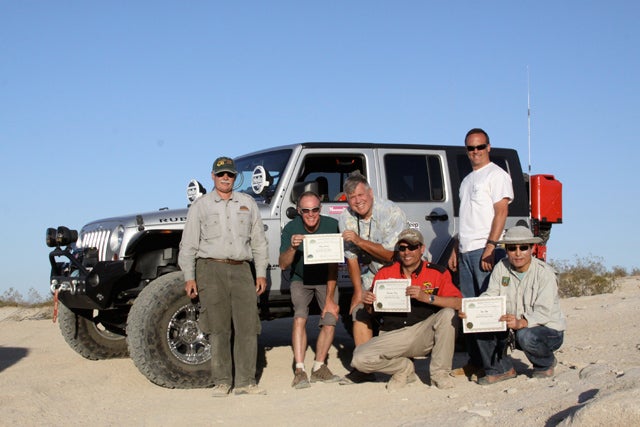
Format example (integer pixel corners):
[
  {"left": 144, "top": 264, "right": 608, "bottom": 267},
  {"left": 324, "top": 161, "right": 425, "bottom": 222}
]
[
  {"left": 459, "top": 248, "right": 494, "bottom": 367},
  {"left": 477, "top": 326, "right": 564, "bottom": 376}
]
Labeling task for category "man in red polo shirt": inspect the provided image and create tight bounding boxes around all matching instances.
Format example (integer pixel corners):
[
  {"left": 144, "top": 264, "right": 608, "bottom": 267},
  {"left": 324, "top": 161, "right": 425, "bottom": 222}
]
[{"left": 350, "top": 229, "right": 462, "bottom": 391}]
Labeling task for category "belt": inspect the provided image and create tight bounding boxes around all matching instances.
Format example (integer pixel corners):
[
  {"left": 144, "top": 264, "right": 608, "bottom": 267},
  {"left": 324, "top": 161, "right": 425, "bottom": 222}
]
[{"left": 207, "top": 258, "right": 245, "bottom": 265}]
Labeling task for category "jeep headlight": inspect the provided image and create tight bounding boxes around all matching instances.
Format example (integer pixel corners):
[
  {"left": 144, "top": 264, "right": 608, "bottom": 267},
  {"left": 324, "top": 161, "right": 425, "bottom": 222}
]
[{"left": 109, "top": 225, "right": 125, "bottom": 254}]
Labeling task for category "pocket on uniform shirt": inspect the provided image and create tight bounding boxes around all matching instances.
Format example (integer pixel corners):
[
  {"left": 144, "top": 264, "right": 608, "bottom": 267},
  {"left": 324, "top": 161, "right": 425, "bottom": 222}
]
[
  {"left": 236, "top": 210, "right": 251, "bottom": 238},
  {"left": 202, "top": 214, "right": 221, "bottom": 240}
]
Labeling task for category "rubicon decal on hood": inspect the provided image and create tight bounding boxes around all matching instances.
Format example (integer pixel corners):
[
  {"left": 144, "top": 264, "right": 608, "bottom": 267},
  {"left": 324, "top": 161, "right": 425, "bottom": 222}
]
[{"left": 159, "top": 217, "right": 188, "bottom": 223}]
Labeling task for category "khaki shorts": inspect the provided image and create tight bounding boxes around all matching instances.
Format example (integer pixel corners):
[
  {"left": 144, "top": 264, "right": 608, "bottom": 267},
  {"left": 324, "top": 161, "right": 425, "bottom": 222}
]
[{"left": 290, "top": 281, "right": 338, "bottom": 327}]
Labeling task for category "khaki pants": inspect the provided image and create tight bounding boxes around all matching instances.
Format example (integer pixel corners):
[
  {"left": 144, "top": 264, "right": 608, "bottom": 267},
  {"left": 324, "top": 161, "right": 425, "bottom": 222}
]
[{"left": 351, "top": 308, "right": 458, "bottom": 378}]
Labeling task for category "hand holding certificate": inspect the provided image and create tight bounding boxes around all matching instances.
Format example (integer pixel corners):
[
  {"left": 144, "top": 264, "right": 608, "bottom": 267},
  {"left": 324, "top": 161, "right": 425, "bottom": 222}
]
[
  {"left": 462, "top": 296, "right": 507, "bottom": 333},
  {"left": 372, "top": 279, "right": 411, "bottom": 312},
  {"left": 303, "top": 233, "right": 344, "bottom": 265}
]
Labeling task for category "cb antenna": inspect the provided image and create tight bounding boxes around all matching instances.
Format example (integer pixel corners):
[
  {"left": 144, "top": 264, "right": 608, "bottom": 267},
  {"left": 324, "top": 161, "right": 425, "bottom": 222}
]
[
  {"left": 527, "top": 65, "right": 532, "bottom": 179},
  {"left": 527, "top": 66, "right": 532, "bottom": 221}
]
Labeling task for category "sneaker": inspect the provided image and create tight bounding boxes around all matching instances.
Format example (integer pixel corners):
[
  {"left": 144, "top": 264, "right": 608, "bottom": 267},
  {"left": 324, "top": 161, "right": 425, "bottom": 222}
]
[
  {"left": 431, "top": 373, "right": 454, "bottom": 389},
  {"left": 233, "top": 384, "right": 267, "bottom": 395},
  {"left": 451, "top": 364, "right": 484, "bottom": 378},
  {"left": 339, "top": 369, "right": 377, "bottom": 385},
  {"left": 477, "top": 367, "right": 517, "bottom": 385},
  {"left": 310, "top": 364, "right": 341, "bottom": 383},
  {"left": 386, "top": 362, "right": 418, "bottom": 392},
  {"left": 211, "top": 383, "right": 231, "bottom": 397},
  {"left": 532, "top": 357, "right": 557, "bottom": 379},
  {"left": 292, "top": 368, "right": 311, "bottom": 389}
]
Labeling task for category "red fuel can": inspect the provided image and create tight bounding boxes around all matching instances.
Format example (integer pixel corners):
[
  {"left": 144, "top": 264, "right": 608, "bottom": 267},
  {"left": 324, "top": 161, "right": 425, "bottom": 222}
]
[{"left": 531, "top": 174, "right": 562, "bottom": 224}]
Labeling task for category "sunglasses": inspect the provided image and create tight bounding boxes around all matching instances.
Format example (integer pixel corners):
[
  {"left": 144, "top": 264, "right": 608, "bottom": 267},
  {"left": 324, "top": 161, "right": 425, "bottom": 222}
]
[
  {"left": 466, "top": 143, "right": 488, "bottom": 152},
  {"left": 397, "top": 243, "right": 421, "bottom": 252},
  {"left": 506, "top": 244, "right": 531, "bottom": 252},
  {"left": 215, "top": 171, "right": 236, "bottom": 178},
  {"left": 300, "top": 207, "right": 321, "bottom": 214}
]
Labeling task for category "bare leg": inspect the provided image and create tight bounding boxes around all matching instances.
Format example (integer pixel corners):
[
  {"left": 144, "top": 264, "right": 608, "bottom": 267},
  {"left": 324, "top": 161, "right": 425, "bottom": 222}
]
[
  {"left": 292, "top": 317, "right": 308, "bottom": 363},
  {"left": 314, "top": 325, "right": 335, "bottom": 363}
]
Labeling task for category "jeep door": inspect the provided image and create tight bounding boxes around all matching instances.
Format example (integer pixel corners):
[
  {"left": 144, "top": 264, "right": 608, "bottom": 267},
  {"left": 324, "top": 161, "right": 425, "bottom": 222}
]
[
  {"left": 277, "top": 146, "right": 375, "bottom": 290},
  {"left": 375, "top": 148, "right": 454, "bottom": 265}
]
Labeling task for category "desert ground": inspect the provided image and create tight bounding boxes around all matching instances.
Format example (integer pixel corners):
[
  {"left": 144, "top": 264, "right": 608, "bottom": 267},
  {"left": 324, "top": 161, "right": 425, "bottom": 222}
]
[{"left": 1, "top": 276, "right": 639, "bottom": 426}]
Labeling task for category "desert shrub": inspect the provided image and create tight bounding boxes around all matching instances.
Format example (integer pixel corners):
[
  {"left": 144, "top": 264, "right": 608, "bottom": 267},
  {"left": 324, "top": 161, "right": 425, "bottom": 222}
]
[
  {"left": 0, "top": 287, "right": 24, "bottom": 306},
  {"left": 631, "top": 267, "right": 640, "bottom": 276},
  {"left": 0, "top": 287, "right": 52, "bottom": 307},
  {"left": 610, "top": 265, "right": 628, "bottom": 278},
  {"left": 550, "top": 255, "right": 619, "bottom": 298}
]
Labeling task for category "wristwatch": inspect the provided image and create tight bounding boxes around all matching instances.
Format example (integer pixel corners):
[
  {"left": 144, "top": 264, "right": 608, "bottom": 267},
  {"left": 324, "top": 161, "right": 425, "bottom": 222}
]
[{"left": 429, "top": 294, "right": 435, "bottom": 304}]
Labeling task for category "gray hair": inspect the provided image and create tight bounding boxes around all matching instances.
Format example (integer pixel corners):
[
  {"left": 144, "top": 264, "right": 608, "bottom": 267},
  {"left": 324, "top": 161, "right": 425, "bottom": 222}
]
[{"left": 343, "top": 172, "right": 370, "bottom": 195}]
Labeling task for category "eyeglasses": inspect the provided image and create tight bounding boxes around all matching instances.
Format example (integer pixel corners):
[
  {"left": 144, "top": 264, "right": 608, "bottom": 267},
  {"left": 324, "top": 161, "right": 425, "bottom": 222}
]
[
  {"left": 506, "top": 244, "right": 531, "bottom": 252},
  {"left": 215, "top": 171, "right": 236, "bottom": 178},
  {"left": 300, "top": 207, "right": 321, "bottom": 214},
  {"left": 397, "top": 243, "right": 421, "bottom": 252},
  {"left": 466, "top": 143, "right": 488, "bottom": 152}
]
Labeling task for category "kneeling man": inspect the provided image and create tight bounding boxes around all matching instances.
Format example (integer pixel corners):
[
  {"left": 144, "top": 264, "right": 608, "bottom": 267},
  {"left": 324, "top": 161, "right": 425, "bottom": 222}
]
[
  {"left": 351, "top": 229, "right": 462, "bottom": 391},
  {"left": 471, "top": 225, "right": 566, "bottom": 385}
]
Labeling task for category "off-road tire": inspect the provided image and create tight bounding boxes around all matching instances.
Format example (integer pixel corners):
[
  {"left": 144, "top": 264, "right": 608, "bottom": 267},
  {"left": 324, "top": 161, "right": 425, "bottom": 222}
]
[
  {"left": 126, "top": 271, "right": 213, "bottom": 389},
  {"left": 57, "top": 304, "right": 129, "bottom": 359}
]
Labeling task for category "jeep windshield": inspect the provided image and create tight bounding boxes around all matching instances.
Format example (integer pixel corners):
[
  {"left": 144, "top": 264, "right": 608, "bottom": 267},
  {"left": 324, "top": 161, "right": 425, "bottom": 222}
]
[{"left": 234, "top": 148, "right": 292, "bottom": 204}]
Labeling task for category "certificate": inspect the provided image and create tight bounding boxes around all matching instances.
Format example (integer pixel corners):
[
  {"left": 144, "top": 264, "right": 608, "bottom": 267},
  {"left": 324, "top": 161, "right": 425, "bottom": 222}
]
[
  {"left": 462, "top": 296, "right": 507, "bottom": 333},
  {"left": 303, "top": 234, "right": 344, "bottom": 265},
  {"left": 372, "top": 279, "right": 411, "bottom": 313}
]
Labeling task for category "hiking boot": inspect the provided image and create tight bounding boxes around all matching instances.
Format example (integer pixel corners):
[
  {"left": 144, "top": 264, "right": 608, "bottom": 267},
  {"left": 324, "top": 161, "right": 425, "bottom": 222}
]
[
  {"left": 310, "top": 364, "right": 341, "bottom": 383},
  {"left": 211, "top": 383, "right": 231, "bottom": 397},
  {"left": 233, "top": 384, "right": 267, "bottom": 395},
  {"left": 339, "top": 369, "right": 377, "bottom": 385},
  {"left": 386, "top": 362, "right": 418, "bottom": 392},
  {"left": 532, "top": 357, "right": 557, "bottom": 379},
  {"left": 431, "top": 373, "right": 454, "bottom": 389},
  {"left": 477, "top": 367, "right": 517, "bottom": 385},
  {"left": 292, "top": 368, "right": 311, "bottom": 389}
]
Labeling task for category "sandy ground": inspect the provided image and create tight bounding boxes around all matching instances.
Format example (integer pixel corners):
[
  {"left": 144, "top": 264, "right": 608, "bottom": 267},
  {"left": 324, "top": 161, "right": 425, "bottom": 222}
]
[{"left": 1, "top": 277, "right": 639, "bottom": 426}]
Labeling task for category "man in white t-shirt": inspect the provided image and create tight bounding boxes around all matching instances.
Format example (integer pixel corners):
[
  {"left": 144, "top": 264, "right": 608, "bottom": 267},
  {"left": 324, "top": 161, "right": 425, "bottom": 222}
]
[{"left": 448, "top": 128, "right": 514, "bottom": 377}]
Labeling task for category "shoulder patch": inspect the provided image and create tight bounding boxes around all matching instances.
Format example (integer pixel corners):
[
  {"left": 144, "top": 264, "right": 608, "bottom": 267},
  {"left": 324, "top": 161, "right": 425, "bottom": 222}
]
[{"left": 426, "top": 263, "right": 447, "bottom": 274}]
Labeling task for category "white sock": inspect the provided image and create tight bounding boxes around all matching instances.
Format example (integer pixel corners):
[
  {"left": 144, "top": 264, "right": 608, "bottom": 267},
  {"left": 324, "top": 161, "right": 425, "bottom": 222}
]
[
  {"left": 312, "top": 361, "right": 324, "bottom": 372},
  {"left": 295, "top": 362, "right": 305, "bottom": 371}
]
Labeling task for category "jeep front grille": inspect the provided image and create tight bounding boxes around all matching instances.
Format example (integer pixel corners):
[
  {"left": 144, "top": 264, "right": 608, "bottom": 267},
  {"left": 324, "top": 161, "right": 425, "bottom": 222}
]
[{"left": 79, "top": 229, "right": 111, "bottom": 261}]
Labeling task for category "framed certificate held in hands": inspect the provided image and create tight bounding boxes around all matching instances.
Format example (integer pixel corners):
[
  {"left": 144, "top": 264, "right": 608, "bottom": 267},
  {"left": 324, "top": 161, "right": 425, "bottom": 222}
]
[
  {"left": 372, "top": 279, "right": 411, "bottom": 313},
  {"left": 462, "top": 296, "right": 507, "bottom": 333}
]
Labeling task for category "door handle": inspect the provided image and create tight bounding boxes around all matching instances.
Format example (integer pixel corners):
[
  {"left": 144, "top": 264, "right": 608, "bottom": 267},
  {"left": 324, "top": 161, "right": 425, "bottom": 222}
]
[{"left": 425, "top": 212, "right": 448, "bottom": 221}]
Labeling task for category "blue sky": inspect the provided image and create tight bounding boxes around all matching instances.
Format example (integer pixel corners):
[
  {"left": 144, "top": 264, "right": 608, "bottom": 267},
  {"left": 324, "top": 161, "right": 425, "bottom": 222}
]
[{"left": 2, "top": 1, "right": 638, "bottom": 297}]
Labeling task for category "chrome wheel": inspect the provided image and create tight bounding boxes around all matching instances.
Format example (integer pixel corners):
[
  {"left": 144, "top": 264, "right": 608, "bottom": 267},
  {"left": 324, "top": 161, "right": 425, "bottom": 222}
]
[{"left": 166, "top": 303, "right": 211, "bottom": 365}]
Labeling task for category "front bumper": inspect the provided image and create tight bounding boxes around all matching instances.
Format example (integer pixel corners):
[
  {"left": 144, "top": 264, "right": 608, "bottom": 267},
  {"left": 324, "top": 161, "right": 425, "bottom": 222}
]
[{"left": 49, "top": 246, "right": 132, "bottom": 310}]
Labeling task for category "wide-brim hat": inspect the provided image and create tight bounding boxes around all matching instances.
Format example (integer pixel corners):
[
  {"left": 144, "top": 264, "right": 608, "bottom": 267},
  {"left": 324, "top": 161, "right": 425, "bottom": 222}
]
[
  {"left": 499, "top": 225, "right": 543, "bottom": 244},
  {"left": 212, "top": 156, "right": 237, "bottom": 174}
]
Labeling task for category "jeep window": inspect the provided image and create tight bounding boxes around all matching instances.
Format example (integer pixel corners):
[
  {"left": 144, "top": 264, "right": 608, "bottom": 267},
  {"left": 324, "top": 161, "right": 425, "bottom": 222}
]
[
  {"left": 295, "top": 154, "right": 365, "bottom": 202},
  {"left": 234, "top": 148, "right": 292, "bottom": 204},
  {"left": 454, "top": 152, "right": 513, "bottom": 179},
  {"left": 384, "top": 154, "right": 445, "bottom": 202}
]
